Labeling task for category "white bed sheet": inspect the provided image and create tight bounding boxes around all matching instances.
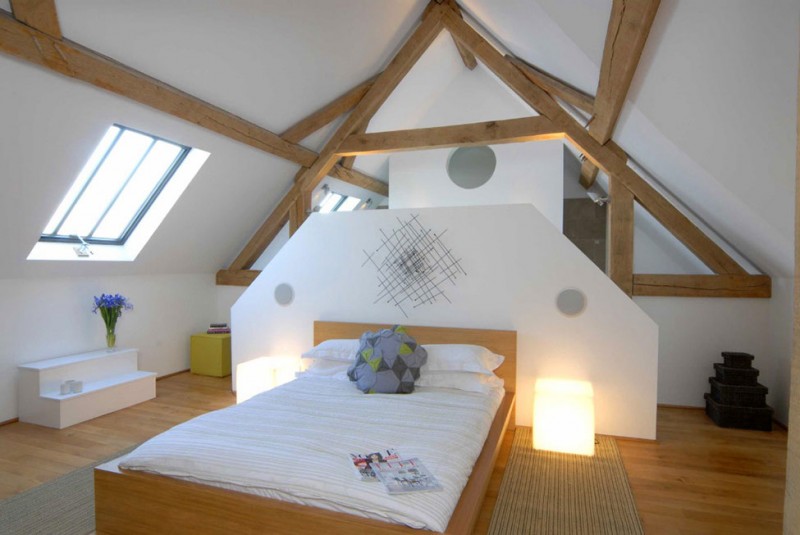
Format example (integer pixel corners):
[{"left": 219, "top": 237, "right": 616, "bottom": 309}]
[{"left": 119, "top": 376, "right": 503, "bottom": 532}]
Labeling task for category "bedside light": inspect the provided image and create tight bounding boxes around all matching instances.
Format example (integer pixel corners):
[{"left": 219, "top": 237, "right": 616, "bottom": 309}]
[
  {"left": 533, "top": 378, "right": 595, "bottom": 456},
  {"left": 236, "top": 356, "right": 299, "bottom": 403}
]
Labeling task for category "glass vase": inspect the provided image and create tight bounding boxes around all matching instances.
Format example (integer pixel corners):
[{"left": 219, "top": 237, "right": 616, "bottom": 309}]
[{"left": 106, "top": 330, "right": 116, "bottom": 350}]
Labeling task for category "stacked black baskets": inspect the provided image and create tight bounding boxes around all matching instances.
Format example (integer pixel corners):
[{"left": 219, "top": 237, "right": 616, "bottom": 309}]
[{"left": 704, "top": 351, "right": 773, "bottom": 431}]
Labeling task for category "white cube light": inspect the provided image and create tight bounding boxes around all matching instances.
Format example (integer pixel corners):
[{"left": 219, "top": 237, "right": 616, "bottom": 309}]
[
  {"left": 533, "top": 378, "right": 595, "bottom": 456},
  {"left": 236, "top": 356, "right": 299, "bottom": 404}
]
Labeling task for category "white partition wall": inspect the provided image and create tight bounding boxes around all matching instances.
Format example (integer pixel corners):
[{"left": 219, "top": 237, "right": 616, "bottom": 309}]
[
  {"left": 232, "top": 204, "right": 658, "bottom": 440},
  {"left": 389, "top": 141, "right": 565, "bottom": 231}
]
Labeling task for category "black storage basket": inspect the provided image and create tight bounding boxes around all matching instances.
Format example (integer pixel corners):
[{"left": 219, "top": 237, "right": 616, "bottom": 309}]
[
  {"left": 704, "top": 394, "right": 772, "bottom": 431},
  {"left": 708, "top": 378, "right": 767, "bottom": 407},
  {"left": 713, "top": 363, "right": 759, "bottom": 386},
  {"left": 720, "top": 351, "right": 755, "bottom": 369}
]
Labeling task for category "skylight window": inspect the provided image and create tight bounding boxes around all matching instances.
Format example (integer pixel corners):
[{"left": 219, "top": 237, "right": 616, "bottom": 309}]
[
  {"left": 318, "top": 192, "right": 345, "bottom": 214},
  {"left": 316, "top": 185, "right": 362, "bottom": 213},
  {"left": 337, "top": 196, "right": 362, "bottom": 212},
  {"left": 40, "top": 124, "right": 190, "bottom": 245}
]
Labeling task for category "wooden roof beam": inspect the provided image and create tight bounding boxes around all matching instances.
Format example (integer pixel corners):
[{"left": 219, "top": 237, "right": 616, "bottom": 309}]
[
  {"left": 581, "top": 0, "right": 660, "bottom": 188},
  {"left": 10, "top": 0, "right": 61, "bottom": 39},
  {"left": 507, "top": 56, "right": 594, "bottom": 115},
  {"left": 633, "top": 274, "right": 771, "bottom": 298},
  {"left": 0, "top": 10, "right": 317, "bottom": 167},
  {"left": 226, "top": 114, "right": 557, "bottom": 280},
  {"left": 216, "top": 269, "right": 262, "bottom": 287},
  {"left": 227, "top": 181, "right": 301, "bottom": 272},
  {"left": 328, "top": 165, "right": 388, "bottom": 197},
  {"left": 441, "top": 8, "right": 747, "bottom": 277},
  {"left": 281, "top": 75, "right": 378, "bottom": 144},
  {"left": 336, "top": 116, "right": 562, "bottom": 156},
  {"left": 608, "top": 176, "right": 635, "bottom": 296},
  {"left": 443, "top": 0, "right": 477, "bottom": 70}
]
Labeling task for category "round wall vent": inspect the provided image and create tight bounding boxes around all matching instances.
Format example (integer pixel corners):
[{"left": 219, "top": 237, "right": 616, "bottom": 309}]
[
  {"left": 446, "top": 146, "right": 497, "bottom": 189},
  {"left": 556, "top": 288, "right": 587, "bottom": 317},
  {"left": 274, "top": 283, "right": 294, "bottom": 306}
]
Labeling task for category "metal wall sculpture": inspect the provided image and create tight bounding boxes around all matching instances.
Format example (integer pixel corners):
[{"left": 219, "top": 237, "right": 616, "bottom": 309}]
[{"left": 362, "top": 214, "right": 466, "bottom": 317}]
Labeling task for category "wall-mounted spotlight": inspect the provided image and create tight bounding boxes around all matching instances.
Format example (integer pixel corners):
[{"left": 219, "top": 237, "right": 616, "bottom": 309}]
[
  {"left": 586, "top": 183, "right": 609, "bottom": 206},
  {"left": 586, "top": 190, "right": 609, "bottom": 206}
]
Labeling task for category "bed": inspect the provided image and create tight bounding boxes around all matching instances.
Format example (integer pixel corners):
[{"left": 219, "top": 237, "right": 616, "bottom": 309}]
[{"left": 94, "top": 321, "right": 516, "bottom": 534}]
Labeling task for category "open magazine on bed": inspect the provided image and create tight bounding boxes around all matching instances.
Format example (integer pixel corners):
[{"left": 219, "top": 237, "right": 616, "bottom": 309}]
[
  {"left": 349, "top": 449, "right": 400, "bottom": 482},
  {"left": 349, "top": 449, "right": 442, "bottom": 494},
  {"left": 371, "top": 458, "right": 443, "bottom": 494}
]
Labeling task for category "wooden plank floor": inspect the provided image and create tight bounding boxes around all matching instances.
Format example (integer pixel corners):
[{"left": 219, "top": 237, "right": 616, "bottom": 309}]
[
  {"left": 617, "top": 407, "right": 787, "bottom": 534},
  {"left": 0, "top": 372, "right": 234, "bottom": 499},
  {"left": 0, "top": 373, "right": 788, "bottom": 534}
]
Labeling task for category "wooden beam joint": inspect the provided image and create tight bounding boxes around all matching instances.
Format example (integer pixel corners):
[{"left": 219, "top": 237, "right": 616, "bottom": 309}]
[{"left": 10, "top": 0, "right": 62, "bottom": 39}]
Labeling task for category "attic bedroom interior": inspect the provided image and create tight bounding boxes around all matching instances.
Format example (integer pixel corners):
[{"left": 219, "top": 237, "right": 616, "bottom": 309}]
[{"left": 0, "top": 0, "right": 797, "bottom": 533}]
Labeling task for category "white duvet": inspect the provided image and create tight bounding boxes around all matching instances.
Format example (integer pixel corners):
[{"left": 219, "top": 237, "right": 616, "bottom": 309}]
[{"left": 119, "top": 375, "right": 503, "bottom": 532}]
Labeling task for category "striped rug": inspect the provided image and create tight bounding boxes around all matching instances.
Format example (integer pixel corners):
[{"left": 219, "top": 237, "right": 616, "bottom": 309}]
[
  {"left": 0, "top": 445, "right": 137, "bottom": 535},
  {"left": 489, "top": 427, "right": 643, "bottom": 535}
]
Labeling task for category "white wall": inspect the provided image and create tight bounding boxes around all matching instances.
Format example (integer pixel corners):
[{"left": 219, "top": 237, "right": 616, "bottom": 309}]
[
  {"left": 563, "top": 149, "right": 586, "bottom": 200},
  {"left": 634, "top": 298, "right": 767, "bottom": 399},
  {"left": 216, "top": 285, "right": 246, "bottom": 327},
  {"left": 633, "top": 207, "right": 792, "bottom": 424},
  {"left": 232, "top": 205, "right": 659, "bottom": 440},
  {"left": 633, "top": 290, "right": 793, "bottom": 425},
  {"left": 634, "top": 205, "right": 711, "bottom": 275},
  {"left": 389, "top": 141, "right": 565, "bottom": 229},
  {"left": 0, "top": 273, "right": 216, "bottom": 422}
]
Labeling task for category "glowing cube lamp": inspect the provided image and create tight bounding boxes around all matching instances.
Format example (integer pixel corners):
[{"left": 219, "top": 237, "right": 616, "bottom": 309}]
[
  {"left": 533, "top": 379, "right": 595, "bottom": 456},
  {"left": 236, "top": 356, "right": 298, "bottom": 404}
]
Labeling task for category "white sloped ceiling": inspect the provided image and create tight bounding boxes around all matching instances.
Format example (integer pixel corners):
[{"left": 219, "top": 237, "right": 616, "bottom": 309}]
[{"left": 0, "top": 0, "right": 796, "bottom": 279}]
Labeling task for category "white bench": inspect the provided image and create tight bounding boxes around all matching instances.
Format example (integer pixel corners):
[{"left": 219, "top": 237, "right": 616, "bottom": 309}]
[{"left": 18, "top": 348, "right": 156, "bottom": 429}]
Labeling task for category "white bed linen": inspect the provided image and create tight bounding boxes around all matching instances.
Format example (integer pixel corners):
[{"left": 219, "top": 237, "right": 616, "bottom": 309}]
[{"left": 119, "top": 376, "right": 503, "bottom": 532}]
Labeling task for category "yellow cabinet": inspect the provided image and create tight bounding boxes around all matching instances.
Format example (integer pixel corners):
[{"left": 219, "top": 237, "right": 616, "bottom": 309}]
[{"left": 190, "top": 333, "right": 231, "bottom": 377}]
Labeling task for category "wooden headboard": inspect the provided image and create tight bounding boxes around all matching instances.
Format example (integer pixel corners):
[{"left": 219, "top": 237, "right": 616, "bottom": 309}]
[{"left": 314, "top": 321, "right": 517, "bottom": 393}]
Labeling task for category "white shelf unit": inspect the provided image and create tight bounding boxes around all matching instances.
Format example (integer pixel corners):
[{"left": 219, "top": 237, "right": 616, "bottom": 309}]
[{"left": 18, "top": 347, "right": 156, "bottom": 429}]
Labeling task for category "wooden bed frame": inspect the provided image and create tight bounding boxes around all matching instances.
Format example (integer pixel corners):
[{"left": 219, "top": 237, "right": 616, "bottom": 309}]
[{"left": 95, "top": 321, "right": 516, "bottom": 534}]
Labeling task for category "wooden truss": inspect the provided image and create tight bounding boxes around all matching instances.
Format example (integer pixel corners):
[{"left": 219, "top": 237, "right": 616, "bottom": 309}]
[{"left": 1, "top": 0, "right": 770, "bottom": 298}]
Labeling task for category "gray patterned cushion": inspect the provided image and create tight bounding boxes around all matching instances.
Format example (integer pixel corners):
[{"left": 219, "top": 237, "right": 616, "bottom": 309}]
[{"left": 347, "top": 326, "right": 427, "bottom": 394}]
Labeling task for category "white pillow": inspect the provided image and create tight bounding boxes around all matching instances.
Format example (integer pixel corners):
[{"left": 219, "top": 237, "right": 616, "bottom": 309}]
[
  {"left": 301, "top": 358, "right": 351, "bottom": 375},
  {"left": 301, "top": 339, "right": 360, "bottom": 362},
  {"left": 416, "top": 371, "right": 504, "bottom": 395},
  {"left": 297, "top": 358, "right": 351, "bottom": 381},
  {"left": 421, "top": 344, "right": 504, "bottom": 375}
]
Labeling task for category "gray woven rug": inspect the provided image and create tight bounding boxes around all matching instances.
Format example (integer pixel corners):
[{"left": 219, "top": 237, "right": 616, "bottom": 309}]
[
  {"left": 489, "top": 427, "right": 643, "bottom": 535},
  {"left": 0, "top": 446, "right": 137, "bottom": 535}
]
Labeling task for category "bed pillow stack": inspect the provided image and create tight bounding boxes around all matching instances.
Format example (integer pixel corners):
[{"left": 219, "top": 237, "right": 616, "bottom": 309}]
[
  {"left": 300, "top": 337, "right": 506, "bottom": 395},
  {"left": 347, "top": 325, "right": 428, "bottom": 394}
]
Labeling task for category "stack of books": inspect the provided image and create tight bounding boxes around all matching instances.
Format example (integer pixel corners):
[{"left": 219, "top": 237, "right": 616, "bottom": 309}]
[{"left": 206, "top": 323, "right": 231, "bottom": 334}]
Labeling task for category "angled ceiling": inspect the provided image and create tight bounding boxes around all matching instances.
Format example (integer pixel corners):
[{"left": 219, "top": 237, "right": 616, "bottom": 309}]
[{"left": 0, "top": 0, "right": 796, "bottom": 280}]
